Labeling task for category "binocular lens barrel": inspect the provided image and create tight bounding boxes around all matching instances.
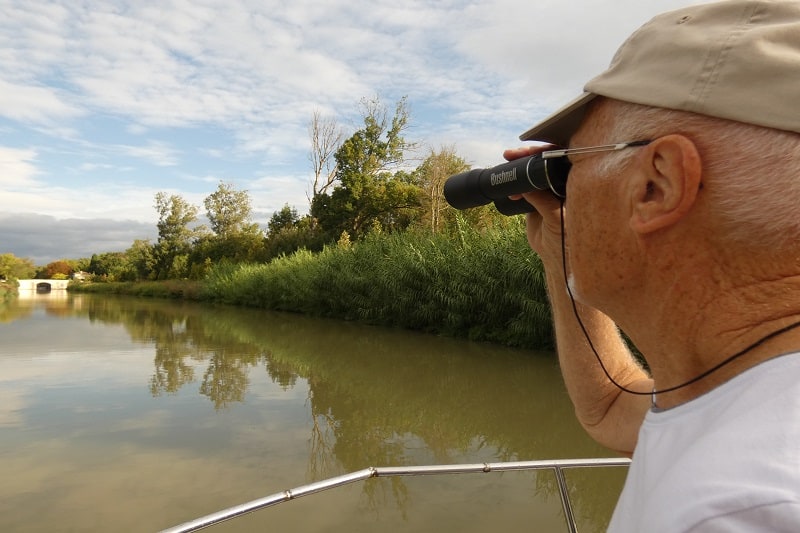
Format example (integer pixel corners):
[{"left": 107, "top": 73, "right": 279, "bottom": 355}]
[{"left": 443, "top": 154, "right": 570, "bottom": 215}]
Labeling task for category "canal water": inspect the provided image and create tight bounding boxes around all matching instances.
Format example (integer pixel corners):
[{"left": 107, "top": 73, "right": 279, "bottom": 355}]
[{"left": 0, "top": 292, "right": 626, "bottom": 532}]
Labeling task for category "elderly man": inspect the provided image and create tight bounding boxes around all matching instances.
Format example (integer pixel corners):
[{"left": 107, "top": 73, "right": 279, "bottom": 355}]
[{"left": 508, "top": 1, "right": 800, "bottom": 530}]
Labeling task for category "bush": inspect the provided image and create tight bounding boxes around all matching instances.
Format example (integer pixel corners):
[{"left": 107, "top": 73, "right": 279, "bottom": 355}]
[{"left": 201, "top": 220, "right": 554, "bottom": 349}]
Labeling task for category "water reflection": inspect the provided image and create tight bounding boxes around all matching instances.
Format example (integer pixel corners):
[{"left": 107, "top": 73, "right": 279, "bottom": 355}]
[{"left": 1, "top": 293, "right": 624, "bottom": 532}]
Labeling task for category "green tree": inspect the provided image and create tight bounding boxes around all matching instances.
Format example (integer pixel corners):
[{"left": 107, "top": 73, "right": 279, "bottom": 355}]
[
  {"left": 88, "top": 252, "right": 129, "bottom": 280},
  {"left": 194, "top": 182, "right": 264, "bottom": 269},
  {"left": 125, "top": 239, "right": 155, "bottom": 280},
  {"left": 0, "top": 253, "right": 35, "bottom": 280},
  {"left": 310, "top": 96, "right": 422, "bottom": 241},
  {"left": 264, "top": 214, "right": 325, "bottom": 260},
  {"left": 153, "top": 192, "right": 205, "bottom": 279},
  {"left": 415, "top": 146, "right": 470, "bottom": 233},
  {"left": 204, "top": 181, "right": 261, "bottom": 239},
  {"left": 267, "top": 204, "right": 299, "bottom": 234},
  {"left": 415, "top": 147, "right": 518, "bottom": 234}
]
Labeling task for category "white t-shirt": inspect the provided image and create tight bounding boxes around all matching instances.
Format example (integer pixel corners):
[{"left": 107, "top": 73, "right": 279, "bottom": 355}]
[{"left": 608, "top": 353, "right": 800, "bottom": 532}]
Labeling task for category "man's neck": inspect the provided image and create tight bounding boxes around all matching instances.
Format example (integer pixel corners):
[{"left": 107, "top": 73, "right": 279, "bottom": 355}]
[{"left": 620, "top": 268, "right": 800, "bottom": 409}]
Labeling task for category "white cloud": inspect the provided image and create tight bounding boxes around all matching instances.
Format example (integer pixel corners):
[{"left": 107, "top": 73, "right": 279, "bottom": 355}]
[
  {"left": 0, "top": 80, "right": 83, "bottom": 125},
  {"left": 0, "top": 0, "right": 703, "bottom": 263},
  {"left": 0, "top": 177, "right": 160, "bottom": 221},
  {"left": 1, "top": 0, "right": 699, "bottom": 146},
  {"left": 0, "top": 147, "right": 41, "bottom": 186},
  {"left": 250, "top": 173, "right": 312, "bottom": 216},
  {"left": 116, "top": 141, "right": 180, "bottom": 167},
  {"left": 0, "top": 1, "right": 71, "bottom": 79}
]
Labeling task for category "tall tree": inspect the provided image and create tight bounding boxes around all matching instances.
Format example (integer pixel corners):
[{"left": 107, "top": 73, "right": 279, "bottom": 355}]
[
  {"left": 196, "top": 181, "right": 263, "bottom": 267},
  {"left": 204, "top": 181, "right": 261, "bottom": 238},
  {"left": 153, "top": 192, "right": 204, "bottom": 279},
  {"left": 415, "top": 146, "right": 470, "bottom": 233},
  {"left": 310, "top": 96, "right": 422, "bottom": 240},
  {"left": 308, "top": 110, "right": 343, "bottom": 200}
]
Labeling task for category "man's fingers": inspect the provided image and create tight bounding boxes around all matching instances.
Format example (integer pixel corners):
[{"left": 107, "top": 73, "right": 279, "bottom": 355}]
[{"left": 503, "top": 144, "right": 553, "bottom": 162}]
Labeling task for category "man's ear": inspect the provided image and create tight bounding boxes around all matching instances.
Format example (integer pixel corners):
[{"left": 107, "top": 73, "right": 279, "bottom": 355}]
[{"left": 629, "top": 135, "right": 702, "bottom": 234}]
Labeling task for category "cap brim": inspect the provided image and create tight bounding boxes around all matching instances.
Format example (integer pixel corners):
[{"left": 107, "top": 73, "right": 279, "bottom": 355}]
[{"left": 519, "top": 92, "right": 597, "bottom": 146}]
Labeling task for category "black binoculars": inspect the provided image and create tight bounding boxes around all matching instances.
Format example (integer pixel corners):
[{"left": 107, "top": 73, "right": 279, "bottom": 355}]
[{"left": 443, "top": 153, "right": 571, "bottom": 215}]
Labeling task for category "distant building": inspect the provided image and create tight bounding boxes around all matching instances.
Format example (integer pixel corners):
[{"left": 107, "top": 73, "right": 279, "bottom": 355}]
[{"left": 72, "top": 271, "right": 90, "bottom": 281}]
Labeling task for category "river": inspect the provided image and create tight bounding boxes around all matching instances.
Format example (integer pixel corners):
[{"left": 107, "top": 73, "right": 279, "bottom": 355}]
[{"left": 0, "top": 291, "right": 626, "bottom": 532}]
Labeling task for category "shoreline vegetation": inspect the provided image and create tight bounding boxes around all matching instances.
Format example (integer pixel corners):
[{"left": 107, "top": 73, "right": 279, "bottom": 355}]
[
  {"left": 68, "top": 221, "right": 556, "bottom": 350},
  {"left": 11, "top": 97, "right": 560, "bottom": 349},
  {"left": 7, "top": 97, "right": 562, "bottom": 349}
]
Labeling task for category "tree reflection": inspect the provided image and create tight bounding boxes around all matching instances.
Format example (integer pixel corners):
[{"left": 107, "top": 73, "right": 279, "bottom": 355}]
[
  {"left": 150, "top": 344, "right": 195, "bottom": 395},
  {"left": 307, "top": 403, "right": 338, "bottom": 481},
  {"left": 32, "top": 294, "right": 621, "bottom": 529},
  {"left": 265, "top": 357, "right": 297, "bottom": 390},
  {"left": 199, "top": 349, "right": 254, "bottom": 409},
  {"left": 248, "top": 316, "right": 620, "bottom": 526},
  {"left": 49, "top": 295, "right": 270, "bottom": 411},
  {"left": 0, "top": 298, "right": 32, "bottom": 323}
]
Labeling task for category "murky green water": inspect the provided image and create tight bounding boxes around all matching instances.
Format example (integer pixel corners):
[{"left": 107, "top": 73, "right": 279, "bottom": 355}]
[{"left": 0, "top": 291, "right": 625, "bottom": 532}]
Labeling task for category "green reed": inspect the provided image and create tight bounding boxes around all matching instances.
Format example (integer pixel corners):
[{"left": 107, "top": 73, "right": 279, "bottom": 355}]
[{"left": 202, "top": 219, "right": 555, "bottom": 349}]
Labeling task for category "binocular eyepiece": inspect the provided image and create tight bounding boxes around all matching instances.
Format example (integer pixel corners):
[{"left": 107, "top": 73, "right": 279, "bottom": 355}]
[{"left": 443, "top": 154, "right": 571, "bottom": 216}]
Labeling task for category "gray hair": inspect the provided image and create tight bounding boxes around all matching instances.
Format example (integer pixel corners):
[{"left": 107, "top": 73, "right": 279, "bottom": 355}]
[{"left": 593, "top": 99, "right": 800, "bottom": 250}]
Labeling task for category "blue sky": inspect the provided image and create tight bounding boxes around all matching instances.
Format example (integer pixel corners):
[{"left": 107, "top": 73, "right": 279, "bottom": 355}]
[{"left": 1, "top": 0, "right": 696, "bottom": 265}]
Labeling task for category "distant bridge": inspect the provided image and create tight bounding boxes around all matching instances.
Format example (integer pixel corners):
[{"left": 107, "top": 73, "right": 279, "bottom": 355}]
[{"left": 16, "top": 279, "right": 71, "bottom": 292}]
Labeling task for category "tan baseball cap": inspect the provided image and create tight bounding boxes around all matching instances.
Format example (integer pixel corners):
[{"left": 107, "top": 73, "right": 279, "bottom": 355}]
[{"left": 520, "top": 0, "right": 800, "bottom": 145}]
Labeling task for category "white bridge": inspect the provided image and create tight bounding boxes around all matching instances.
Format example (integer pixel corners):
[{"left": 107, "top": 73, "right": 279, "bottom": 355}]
[{"left": 17, "top": 279, "right": 71, "bottom": 292}]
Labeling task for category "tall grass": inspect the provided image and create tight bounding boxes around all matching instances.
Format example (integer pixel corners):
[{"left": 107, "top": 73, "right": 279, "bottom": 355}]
[{"left": 202, "top": 219, "right": 555, "bottom": 349}]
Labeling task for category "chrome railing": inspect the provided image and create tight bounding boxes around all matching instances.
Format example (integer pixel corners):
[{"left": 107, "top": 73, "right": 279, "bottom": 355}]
[{"left": 161, "top": 457, "right": 630, "bottom": 533}]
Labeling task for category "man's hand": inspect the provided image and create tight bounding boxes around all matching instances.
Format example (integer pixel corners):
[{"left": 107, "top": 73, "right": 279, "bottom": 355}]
[
  {"left": 503, "top": 146, "right": 567, "bottom": 269},
  {"left": 503, "top": 145, "right": 651, "bottom": 456}
]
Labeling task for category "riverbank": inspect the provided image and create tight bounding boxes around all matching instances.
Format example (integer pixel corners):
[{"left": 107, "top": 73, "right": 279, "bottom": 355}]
[
  {"left": 1, "top": 282, "right": 16, "bottom": 302},
  {"left": 69, "top": 279, "right": 203, "bottom": 300},
  {"left": 70, "top": 221, "right": 555, "bottom": 349}
]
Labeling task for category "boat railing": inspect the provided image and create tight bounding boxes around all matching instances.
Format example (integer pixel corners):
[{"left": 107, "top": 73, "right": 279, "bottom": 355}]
[{"left": 160, "top": 457, "right": 630, "bottom": 533}]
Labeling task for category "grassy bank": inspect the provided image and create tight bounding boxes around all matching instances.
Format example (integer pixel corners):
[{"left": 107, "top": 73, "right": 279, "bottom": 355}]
[
  {"left": 69, "top": 279, "right": 203, "bottom": 300},
  {"left": 202, "top": 220, "right": 554, "bottom": 349},
  {"left": 69, "top": 221, "right": 555, "bottom": 349}
]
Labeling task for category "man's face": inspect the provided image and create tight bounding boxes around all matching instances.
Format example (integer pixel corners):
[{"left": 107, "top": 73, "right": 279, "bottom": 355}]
[{"left": 562, "top": 112, "right": 640, "bottom": 309}]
